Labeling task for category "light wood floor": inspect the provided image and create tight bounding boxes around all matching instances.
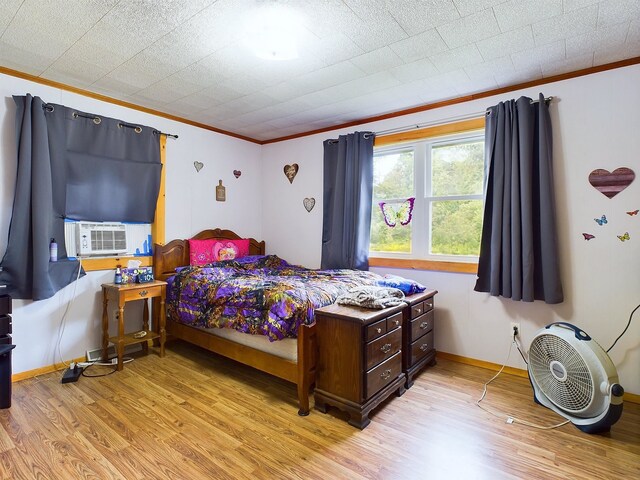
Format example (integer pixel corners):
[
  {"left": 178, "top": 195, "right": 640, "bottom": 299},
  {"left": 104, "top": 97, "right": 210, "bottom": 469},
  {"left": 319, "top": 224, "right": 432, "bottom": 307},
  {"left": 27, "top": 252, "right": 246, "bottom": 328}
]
[{"left": 1, "top": 341, "right": 638, "bottom": 480}]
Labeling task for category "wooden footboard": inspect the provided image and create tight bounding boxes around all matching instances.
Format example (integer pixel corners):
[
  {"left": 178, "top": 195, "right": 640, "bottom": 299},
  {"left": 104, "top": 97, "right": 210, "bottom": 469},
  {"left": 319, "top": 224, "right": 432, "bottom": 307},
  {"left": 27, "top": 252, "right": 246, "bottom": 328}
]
[
  {"left": 168, "top": 317, "right": 316, "bottom": 415},
  {"left": 153, "top": 228, "right": 316, "bottom": 415}
]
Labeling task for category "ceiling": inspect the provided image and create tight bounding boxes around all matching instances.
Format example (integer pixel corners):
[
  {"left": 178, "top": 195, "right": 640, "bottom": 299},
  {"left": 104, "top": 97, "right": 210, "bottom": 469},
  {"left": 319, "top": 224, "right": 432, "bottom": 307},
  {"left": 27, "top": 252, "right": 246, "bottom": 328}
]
[{"left": 0, "top": 0, "right": 638, "bottom": 142}]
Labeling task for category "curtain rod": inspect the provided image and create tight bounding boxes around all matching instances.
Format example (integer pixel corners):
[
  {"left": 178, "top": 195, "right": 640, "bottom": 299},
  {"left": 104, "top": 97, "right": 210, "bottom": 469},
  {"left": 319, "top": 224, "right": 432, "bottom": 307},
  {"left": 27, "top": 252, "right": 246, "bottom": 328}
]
[
  {"left": 374, "top": 96, "right": 554, "bottom": 137},
  {"left": 42, "top": 103, "right": 178, "bottom": 138}
]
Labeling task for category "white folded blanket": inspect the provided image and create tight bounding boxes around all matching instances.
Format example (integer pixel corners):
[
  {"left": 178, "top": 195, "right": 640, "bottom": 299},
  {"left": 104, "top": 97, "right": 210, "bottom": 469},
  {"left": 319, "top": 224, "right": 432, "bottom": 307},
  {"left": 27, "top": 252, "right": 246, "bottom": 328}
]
[{"left": 336, "top": 286, "right": 405, "bottom": 309}]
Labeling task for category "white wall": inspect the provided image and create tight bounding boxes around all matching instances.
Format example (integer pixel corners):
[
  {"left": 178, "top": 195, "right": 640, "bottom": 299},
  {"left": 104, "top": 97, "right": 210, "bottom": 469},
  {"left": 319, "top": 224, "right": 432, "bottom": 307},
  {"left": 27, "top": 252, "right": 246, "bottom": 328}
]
[
  {"left": 261, "top": 65, "right": 640, "bottom": 395},
  {"left": 0, "top": 73, "right": 263, "bottom": 374}
]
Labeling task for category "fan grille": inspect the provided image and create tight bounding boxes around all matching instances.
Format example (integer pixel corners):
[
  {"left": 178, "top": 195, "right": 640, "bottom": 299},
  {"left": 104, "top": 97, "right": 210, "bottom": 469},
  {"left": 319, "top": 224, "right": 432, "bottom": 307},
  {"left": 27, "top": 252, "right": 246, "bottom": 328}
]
[{"left": 529, "top": 333, "right": 594, "bottom": 413}]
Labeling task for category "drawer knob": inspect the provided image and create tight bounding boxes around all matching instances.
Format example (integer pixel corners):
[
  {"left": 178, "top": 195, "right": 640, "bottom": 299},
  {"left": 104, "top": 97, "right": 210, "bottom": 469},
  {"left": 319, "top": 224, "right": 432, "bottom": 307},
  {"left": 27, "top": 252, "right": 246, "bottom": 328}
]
[
  {"left": 426, "top": 303, "right": 432, "bottom": 309},
  {"left": 393, "top": 320, "right": 400, "bottom": 326},
  {"left": 376, "top": 327, "right": 382, "bottom": 334},
  {"left": 420, "top": 321, "right": 429, "bottom": 329},
  {"left": 419, "top": 343, "right": 429, "bottom": 352},
  {"left": 415, "top": 308, "right": 422, "bottom": 314},
  {"left": 380, "top": 343, "right": 392, "bottom": 354},
  {"left": 380, "top": 369, "right": 392, "bottom": 380},
  {"left": 139, "top": 290, "right": 148, "bottom": 297}
]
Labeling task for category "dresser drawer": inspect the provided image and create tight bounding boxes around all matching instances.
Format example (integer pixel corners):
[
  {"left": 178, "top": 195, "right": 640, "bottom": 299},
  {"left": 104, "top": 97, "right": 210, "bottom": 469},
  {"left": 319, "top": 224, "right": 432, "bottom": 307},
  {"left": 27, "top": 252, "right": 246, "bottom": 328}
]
[
  {"left": 366, "top": 351, "right": 401, "bottom": 399},
  {"left": 365, "top": 327, "right": 401, "bottom": 371},
  {"left": 410, "top": 310, "right": 434, "bottom": 343},
  {"left": 386, "top": 312, "right": 402, "bottom": 330},
  {"left": 366, "top": 318, "right": 387, "bottom": 342},
  {"left": 409, "top": 330, "right": 434, "bottom": 366}
]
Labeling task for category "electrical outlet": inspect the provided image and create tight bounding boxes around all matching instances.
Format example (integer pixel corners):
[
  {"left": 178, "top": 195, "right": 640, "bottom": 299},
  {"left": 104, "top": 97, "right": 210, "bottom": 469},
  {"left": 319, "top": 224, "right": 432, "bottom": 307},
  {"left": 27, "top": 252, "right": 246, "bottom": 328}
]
[{"left": 510, "top": 322, "right": 520, "bottom": 337}]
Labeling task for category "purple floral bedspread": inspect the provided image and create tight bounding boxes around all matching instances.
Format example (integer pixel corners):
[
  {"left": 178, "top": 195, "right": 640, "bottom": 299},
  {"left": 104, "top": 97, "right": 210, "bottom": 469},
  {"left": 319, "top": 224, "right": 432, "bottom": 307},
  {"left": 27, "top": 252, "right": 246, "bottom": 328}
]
[{"left": 167, "top": 255, "right": 381, "bottom": 341}]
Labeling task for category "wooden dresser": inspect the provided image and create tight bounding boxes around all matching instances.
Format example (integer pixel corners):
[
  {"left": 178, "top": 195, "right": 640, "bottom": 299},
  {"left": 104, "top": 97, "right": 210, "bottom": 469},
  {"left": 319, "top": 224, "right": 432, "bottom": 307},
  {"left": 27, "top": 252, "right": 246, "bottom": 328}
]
[
  {"left": 314, "top": 303, "right": 406, "bottom": 429},
  {"left": 403, "top": 290, "right": 438, "bottom": 388}
]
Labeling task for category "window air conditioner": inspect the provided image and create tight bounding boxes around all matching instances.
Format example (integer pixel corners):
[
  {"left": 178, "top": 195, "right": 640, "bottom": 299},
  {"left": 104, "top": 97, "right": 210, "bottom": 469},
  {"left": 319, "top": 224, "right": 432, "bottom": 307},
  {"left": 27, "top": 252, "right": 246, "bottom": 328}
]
[{"left": 75, "top": 222, "right": 128, "bottom": 256}]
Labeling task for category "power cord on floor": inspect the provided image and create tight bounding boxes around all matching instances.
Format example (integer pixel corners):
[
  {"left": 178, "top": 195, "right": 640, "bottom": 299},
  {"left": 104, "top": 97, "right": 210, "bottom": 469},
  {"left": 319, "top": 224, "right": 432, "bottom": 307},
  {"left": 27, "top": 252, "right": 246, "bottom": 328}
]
[
  {"left": 81, "top": 357, "right": 133, "bottom": 378},
  {"left": 476, "top": 331, "right": 569, "bottom": 430}
]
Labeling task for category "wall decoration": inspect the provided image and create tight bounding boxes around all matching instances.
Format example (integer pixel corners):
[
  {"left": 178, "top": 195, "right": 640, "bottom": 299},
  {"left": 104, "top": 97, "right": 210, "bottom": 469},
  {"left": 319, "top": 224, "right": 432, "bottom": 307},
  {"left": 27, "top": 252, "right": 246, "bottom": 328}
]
[
  {"left": 284, "top": 163, "right": 299, "bottom": 183},
  {"left": 233, "top": 169, "right": 242, "bottom": 178},
  {"left": 215, "top": 180, "right": 226, "bottom": 202},
  {"left": 194, "top": 161, "right": 204, "bottom": 172},
  {"left": 626, "top": 209, "right": 639, "bottom": 216},
  {"left": 617, "top": 232, "right": 630, "bottom": 242},
  {"left": 588, "top": 167, "right": 635, "bottom": 198},
  {"left": 379, "top": 197, "right": 415, "bottom": 227},
  {"left": 582, "top": 233, "right": 595, "bottom": 241},
  {"left": 594, "top": 214, "right": 607, "bottom": 226},
  {"left": 303, "top": 197, "right": 315, "bottom": 212}
]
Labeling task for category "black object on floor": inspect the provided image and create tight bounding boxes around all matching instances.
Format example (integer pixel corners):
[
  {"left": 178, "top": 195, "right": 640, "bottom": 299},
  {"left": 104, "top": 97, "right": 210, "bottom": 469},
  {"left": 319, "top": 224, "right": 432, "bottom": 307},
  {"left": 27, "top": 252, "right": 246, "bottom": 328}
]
[{"left": 61, "top": 364, "right": 83, "bottom": 383}]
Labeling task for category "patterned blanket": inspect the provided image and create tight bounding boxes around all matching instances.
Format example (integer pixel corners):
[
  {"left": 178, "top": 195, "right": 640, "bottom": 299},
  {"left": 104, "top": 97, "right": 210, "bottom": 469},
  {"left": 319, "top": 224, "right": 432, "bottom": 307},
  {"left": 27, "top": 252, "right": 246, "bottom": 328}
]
[{"left": 167, "top": 255, "right": 382, "bottom": 341}]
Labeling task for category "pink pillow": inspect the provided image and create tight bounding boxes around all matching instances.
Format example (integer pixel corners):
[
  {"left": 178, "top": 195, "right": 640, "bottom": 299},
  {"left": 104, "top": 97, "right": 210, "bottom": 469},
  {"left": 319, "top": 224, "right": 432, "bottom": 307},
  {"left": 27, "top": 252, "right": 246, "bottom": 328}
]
[{"left": 189, "top": 238, "right": 250, "bottom": 266}]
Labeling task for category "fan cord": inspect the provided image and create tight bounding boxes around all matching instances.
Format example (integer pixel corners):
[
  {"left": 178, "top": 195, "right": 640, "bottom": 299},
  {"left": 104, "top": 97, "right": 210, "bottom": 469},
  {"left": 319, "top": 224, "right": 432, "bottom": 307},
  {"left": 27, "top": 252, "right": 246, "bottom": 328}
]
[
  {"left": 514, "top": 332, "right": 528, "bottom": 365},
  {"left": 476, "top": 336, "right": 569, "bottom": 430},
  {"left": 606, "top": 303, "right": 640, "bottom": 353}
]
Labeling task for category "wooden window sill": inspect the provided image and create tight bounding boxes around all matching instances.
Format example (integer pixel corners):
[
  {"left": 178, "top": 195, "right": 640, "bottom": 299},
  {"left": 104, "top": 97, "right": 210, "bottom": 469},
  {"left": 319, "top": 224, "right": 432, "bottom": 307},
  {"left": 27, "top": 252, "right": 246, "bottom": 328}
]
[
  {"left": 369, "top": 257, "right": 478, "bottom": 274},
  {"left": 78, "top": 256, "right": 153, "bottom": 272}
]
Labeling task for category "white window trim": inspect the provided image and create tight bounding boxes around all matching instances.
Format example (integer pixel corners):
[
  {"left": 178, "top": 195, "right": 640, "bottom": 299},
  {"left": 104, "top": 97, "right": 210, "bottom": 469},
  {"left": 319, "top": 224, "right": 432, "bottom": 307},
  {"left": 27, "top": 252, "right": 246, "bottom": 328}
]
[{"left": 371, "top": 131, "right": 485, "bottom": 262}]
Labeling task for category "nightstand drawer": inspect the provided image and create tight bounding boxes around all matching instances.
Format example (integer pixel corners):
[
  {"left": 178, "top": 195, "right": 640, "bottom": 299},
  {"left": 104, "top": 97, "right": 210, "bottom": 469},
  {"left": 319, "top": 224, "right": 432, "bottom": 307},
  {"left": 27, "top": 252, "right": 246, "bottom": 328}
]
[
  {"left": 366, "top": 327, "right": 401, "bottom": 371},
  {"left": 386, "top": 312, "right": 402, "bottom": 330},
  {"left": 409, "top": 330, "right": 434, "bottom": 366},
  {"left": 122, "top": 285, "right": 163, "bottom": 302},
  {"left": 366, "top": 351, "right": 401, "bottom": 399},
  {"left": 366, "top": 319, "right": 387, "bottom": 342},
  {"left": 410, "top": 310, "right": 434, "bottom": 343}
]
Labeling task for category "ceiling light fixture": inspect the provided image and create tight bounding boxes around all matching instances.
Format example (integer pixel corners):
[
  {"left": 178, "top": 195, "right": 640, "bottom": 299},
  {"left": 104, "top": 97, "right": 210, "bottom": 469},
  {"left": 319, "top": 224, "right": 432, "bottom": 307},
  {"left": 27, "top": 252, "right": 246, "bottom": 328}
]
[{"left": 245, "top": 4, "right": 301, "bottom": 61}]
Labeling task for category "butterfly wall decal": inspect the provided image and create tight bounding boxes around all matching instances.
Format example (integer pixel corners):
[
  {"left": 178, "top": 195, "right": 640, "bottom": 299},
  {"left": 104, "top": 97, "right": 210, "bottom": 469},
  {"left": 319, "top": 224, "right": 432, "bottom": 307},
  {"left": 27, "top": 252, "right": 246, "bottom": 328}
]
[
  {"left": 379, "top": 197, "right": 415, "bottom": 228},
  {"left": 617, "top": 232, "right": 630, "bottom": 242},
  {"left": 594, "top": 214, "right": 607, "bottom": 226},
  {"left": 627, "top": 209, "right": 639, "bottom": 216},
  {"left": 582, "top": 233, "right": 595, "bottom": 241}
]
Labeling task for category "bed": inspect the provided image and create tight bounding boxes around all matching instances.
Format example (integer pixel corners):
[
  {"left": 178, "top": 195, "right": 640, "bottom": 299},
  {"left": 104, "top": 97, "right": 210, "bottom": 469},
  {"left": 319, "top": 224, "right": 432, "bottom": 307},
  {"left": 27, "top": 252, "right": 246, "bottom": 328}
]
[{"left": 152, "top": 228, "right": 382, "bottom": 415}]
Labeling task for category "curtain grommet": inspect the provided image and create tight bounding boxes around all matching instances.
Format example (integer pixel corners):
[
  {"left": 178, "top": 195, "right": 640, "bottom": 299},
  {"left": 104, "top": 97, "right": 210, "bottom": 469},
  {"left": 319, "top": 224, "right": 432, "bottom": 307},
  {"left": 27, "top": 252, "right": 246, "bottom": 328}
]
[
  {"left": 72, "top": 112, "right": 78, "bottom": 118},
  {"left": 93, "top": 117, "right": 101, "bottom": 125},
  {"left": 134, "top": 126, "right": 142, "bottom": 134}
]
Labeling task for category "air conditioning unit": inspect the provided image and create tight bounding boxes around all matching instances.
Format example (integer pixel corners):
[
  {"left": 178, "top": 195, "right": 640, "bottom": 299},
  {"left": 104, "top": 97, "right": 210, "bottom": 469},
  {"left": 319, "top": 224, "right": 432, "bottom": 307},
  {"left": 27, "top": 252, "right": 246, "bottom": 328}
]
[{"left": 74, "top": 222, "right": 128, "bottom": 256}]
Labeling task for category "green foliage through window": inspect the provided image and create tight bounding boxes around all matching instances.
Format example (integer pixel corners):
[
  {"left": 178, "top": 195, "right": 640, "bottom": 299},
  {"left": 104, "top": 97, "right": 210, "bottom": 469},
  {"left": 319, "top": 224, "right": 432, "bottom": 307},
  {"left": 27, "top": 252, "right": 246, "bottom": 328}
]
[{"left": 370, "top": 133, "right": 485, "bottom": 260}]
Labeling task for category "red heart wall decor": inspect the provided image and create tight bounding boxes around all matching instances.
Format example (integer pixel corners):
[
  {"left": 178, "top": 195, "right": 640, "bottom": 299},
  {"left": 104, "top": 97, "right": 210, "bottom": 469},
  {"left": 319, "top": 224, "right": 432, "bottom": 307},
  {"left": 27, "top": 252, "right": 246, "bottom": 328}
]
[{"left": 588, "top": 167, "right": 635, "bottom": 198}]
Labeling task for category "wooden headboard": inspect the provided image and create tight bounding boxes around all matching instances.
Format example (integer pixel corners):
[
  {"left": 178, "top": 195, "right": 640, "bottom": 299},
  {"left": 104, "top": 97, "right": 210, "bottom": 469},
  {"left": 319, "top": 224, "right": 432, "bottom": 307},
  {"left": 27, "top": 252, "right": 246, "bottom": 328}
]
[{"left": 153, "top": 228, "right": 266, "bottom": 281}]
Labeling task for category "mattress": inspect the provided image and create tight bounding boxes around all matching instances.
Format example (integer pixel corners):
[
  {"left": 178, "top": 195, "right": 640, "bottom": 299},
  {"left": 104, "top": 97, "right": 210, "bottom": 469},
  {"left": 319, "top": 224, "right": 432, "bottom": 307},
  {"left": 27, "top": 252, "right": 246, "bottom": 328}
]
[{"left": 200, "top": 326, "right": 298, "bottom": 361}]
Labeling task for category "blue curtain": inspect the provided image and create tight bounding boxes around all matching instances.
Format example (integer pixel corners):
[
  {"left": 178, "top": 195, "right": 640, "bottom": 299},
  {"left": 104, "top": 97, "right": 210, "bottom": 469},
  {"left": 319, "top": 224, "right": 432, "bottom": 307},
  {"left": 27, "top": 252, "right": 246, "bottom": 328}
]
[
  {"left": 474, "top": 94, "right": 563, "bottom": 304},
  {"left": 321, "top": 131, "right": 375, "bottom": 270},
  {"left": 0, "top": 94, "right": 161, "bottom": 300}
]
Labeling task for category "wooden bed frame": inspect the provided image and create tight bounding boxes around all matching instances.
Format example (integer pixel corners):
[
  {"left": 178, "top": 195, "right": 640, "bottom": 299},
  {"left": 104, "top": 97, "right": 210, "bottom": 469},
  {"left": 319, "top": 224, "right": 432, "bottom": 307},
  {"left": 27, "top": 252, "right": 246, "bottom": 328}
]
[{"left": 153, "top": 228, "right": 316, "bottom": 415}]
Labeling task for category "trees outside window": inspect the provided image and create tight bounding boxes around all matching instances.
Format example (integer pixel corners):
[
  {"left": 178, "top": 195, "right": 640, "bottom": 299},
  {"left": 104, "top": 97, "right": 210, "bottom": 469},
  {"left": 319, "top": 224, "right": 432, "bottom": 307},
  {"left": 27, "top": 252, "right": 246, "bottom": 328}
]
[{"left": 370, "top": 133, "right": 484, "bottom": 262}]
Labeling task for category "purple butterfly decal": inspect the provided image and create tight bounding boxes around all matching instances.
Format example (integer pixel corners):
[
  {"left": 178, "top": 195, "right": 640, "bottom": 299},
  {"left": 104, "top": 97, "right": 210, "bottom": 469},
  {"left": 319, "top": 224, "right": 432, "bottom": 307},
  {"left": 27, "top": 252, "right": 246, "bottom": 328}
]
[
  {"left": 582, "top": 233, "right": 595, "bottom": 241},
  {"left": 379, "top": 198, "right": 415, "bottom": 228}
]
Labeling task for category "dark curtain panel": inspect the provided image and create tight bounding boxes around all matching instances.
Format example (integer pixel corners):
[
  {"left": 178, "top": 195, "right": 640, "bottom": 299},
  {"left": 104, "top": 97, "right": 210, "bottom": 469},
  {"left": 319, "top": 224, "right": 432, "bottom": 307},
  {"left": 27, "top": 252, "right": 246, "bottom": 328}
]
[
  {"left": 0, "top": 95, "right": 161, "bottom": 300},
  {"left": 0, "top": 95, "right": 83, "bottom": 300},
  {"left": 321, "top": 131, "right": 374, "bottom": 270},
  {"left": 474, "top": 93, "right": 563, "bottom": 304},
  {"left": 47, "top": 104, "right": 161, "bottom": 222}
]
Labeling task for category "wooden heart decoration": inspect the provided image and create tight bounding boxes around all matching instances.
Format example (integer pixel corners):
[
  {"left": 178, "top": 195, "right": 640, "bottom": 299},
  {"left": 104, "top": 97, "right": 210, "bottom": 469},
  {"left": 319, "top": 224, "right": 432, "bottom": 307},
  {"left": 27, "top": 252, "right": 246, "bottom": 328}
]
[
  {"left": 194, "top": 161, "right": 204, "bottom": 173},
  {"left": 303, "top": 197, "right": 315, "bottom": 212},
  {"left": 588, "top": 167, "right": 635, "bottom": 198},
  {"left": 284, "top": 163, "right": 299, "bottom": 184},
  {"left": 233, "top": 170, "right": 241, "bottom": 178}
]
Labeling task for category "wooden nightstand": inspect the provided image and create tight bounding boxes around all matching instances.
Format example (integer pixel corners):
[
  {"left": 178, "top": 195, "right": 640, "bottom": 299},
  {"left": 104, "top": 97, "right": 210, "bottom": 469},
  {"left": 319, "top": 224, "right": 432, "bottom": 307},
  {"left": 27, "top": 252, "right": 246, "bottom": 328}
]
[
  {"left": 314, "top": 303, "right": 406, "bottom": 429},
  {"left": 101, "top": 280, "right": 167, "bottom": 370}
]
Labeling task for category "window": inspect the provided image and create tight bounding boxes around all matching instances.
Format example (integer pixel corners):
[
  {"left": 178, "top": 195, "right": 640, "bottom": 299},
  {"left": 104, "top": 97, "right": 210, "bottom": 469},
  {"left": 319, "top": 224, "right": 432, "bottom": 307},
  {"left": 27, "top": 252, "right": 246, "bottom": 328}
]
[{"left": 370, "top": 129, "right": 484, "bottom": 264}]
